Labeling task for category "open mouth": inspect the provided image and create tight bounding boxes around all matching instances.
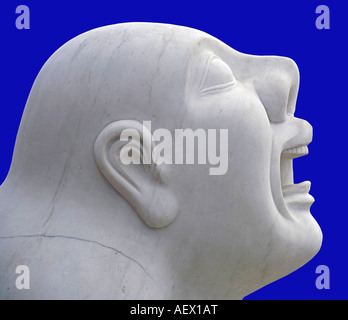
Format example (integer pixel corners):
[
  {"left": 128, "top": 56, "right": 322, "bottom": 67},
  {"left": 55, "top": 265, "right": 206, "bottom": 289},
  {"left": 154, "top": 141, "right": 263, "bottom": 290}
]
[{"left": 279, "top": 144, "right": 314, "bottom": 214}]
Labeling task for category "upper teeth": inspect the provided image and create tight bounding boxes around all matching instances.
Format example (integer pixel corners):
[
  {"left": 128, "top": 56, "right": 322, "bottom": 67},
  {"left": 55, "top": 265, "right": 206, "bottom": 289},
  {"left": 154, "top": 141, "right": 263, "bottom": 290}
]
[{"left": 283, "top": 145, "right": 309, "bottom": 157}]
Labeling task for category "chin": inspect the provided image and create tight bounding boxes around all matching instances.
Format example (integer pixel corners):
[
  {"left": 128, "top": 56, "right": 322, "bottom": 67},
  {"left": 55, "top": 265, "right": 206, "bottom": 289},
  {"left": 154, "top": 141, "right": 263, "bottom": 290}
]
[{"left": 267, "top": 209, "right": 323, "bottom": 285}]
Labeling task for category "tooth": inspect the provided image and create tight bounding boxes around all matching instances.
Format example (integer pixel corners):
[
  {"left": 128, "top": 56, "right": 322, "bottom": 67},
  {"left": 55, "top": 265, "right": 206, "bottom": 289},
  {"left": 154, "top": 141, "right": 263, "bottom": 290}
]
[{"left": 283, "top": 145, "right": 309, "bottom": 156}]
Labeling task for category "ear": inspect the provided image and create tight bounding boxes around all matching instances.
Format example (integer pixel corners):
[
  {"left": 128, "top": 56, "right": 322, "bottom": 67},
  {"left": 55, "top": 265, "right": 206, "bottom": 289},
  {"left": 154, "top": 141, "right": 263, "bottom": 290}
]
[{"left": 94, "top": 120, "right": 179, "bottom": 228}]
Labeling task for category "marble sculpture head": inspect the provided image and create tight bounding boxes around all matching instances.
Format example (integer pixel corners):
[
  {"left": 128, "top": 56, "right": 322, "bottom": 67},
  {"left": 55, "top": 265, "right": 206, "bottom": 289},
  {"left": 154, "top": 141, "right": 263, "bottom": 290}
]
[{"left": 0, "top": 22, "right": 322, "bottom": 299}]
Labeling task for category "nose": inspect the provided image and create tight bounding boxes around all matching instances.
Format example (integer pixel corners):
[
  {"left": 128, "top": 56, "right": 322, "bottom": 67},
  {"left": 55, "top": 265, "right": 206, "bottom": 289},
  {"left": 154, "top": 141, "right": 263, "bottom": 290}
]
[
  {"left": 272, "top": 116, "right": 313, "bottom": 151},
  {"left": 252, "top": 56, "right": 300, "bottom": 124}
]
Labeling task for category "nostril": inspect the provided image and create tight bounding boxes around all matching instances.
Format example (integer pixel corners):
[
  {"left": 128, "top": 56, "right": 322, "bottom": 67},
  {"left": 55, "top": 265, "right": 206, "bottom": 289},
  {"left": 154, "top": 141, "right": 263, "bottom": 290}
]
[
  {"left": 287, "top": 84, "right": 298, "bottom": 116},
  {"left": 283, "top": 58, "right": 300, "bottom": 116}
]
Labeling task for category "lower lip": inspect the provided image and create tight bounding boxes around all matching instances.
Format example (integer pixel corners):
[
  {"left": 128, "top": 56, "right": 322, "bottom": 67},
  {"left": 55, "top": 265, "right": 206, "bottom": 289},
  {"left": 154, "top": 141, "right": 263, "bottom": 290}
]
[{"left": 282, "top": 181, "right": 314, "bottom": 211}]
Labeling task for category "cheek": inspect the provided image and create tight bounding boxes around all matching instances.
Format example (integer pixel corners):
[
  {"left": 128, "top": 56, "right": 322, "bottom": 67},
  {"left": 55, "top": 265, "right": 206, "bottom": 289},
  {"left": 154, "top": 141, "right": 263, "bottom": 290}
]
[
  {"left": 212, "top": 92, "right": 275, "bottom": 228},
  {"left": 186, "top": 88, "right": 274, "bottom": 205},
  {"left": 188, "top": 85, "right": 271, "bottom": 134},
  {"left": 219, "top": 90, "right": 273, "bottom": 186},
  {"left": 187, "top": 87, "right": 273, "bottom": 188}
]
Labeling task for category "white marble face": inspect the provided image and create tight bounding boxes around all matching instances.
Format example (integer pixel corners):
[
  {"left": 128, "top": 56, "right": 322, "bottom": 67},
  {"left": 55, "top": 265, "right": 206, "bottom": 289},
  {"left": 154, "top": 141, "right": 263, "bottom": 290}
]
[
  {"left": 0, "top": 23, "right": 322, "bottom": 299},
  {"left": 151, "top": 26, "right": 323, "bottom": 288}
]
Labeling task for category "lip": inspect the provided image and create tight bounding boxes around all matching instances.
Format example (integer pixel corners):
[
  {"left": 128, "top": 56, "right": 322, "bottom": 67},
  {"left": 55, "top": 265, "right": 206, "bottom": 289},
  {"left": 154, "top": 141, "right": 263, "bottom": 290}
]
[{"left": 282, "top": 181, "right": 314, "bottom": 211}]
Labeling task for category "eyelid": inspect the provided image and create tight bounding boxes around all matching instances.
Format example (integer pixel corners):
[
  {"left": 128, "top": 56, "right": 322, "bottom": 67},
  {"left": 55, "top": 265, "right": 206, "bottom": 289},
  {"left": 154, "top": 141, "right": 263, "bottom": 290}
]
[
  {"left": 201, "top": 81, "right": 236, "bottom": 93},
  {"left": 200, "top": 55, "right": 237, "bottom": 94}
]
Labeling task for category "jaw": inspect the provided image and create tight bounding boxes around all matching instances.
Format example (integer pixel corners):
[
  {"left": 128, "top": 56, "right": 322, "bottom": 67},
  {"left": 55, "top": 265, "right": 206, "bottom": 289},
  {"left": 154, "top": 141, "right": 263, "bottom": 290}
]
[
  {"left": 252, "top": 140, "right": 323, "bottom": 289},
  {"left": 266, "top": 121, "right": 323, "bottom": 271}
]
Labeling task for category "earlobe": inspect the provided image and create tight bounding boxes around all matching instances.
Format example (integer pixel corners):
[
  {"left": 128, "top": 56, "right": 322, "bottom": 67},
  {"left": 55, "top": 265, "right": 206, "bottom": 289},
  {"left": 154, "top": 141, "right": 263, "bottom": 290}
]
[{"left": 94, "top": 120, "right": 179, "bottom": 228}]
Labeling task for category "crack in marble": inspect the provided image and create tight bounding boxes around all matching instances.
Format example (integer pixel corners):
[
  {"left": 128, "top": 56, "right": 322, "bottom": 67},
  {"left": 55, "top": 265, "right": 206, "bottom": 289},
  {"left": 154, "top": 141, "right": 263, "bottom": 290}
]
[{"left": 0, "top": 234, "right": 152, "bottom": 280}]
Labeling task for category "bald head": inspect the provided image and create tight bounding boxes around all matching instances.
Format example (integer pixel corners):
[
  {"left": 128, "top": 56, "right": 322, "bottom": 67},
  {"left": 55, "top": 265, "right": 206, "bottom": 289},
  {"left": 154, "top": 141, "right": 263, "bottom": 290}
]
[{"left": 0, "top": 23, "right": 321, "bottom": 299}]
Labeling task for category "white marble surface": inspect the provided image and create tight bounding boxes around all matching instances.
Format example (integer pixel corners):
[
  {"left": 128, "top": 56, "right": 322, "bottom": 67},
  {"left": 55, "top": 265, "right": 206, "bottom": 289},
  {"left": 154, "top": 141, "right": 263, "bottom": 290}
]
[{"left": 0, "top": 22, "right": 322, "bottom": 299}]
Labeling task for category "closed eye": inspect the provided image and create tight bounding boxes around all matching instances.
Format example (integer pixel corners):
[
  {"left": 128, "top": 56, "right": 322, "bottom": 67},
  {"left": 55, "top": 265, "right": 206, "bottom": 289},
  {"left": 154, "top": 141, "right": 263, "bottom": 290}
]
[{"left": 201, "top": 55, "right": 237, "bottom": 93}]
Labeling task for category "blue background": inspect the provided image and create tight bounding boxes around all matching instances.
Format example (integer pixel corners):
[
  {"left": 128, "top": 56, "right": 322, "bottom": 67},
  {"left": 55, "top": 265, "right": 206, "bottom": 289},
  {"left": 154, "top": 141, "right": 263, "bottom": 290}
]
[{"left": 0, "top": 1, "right": 346, "bottom": 299}]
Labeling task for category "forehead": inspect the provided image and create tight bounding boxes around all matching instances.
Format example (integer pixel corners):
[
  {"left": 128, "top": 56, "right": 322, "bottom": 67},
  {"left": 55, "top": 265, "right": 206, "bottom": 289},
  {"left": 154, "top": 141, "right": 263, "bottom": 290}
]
[
  {"left": 109, "top": 23, "right": 248, "bottom": 127},
  {"left": 116, "top": 24, "right": 238, "bottom": 89},
  {"left": 95, "top": 23, "right": 235, "bottom": 125},
  {"left": 109, "top": 22, "right": 235, "bottom": 77}
]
